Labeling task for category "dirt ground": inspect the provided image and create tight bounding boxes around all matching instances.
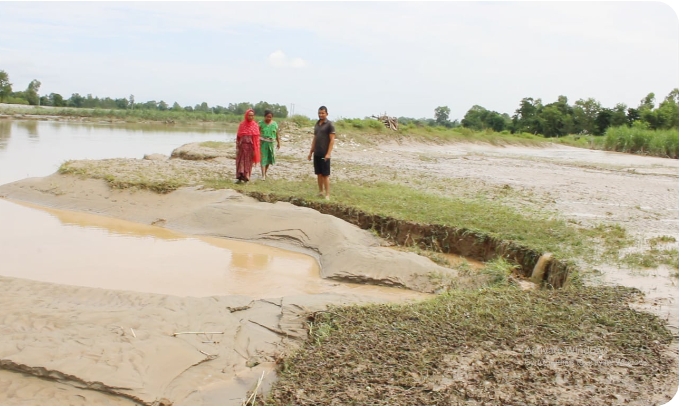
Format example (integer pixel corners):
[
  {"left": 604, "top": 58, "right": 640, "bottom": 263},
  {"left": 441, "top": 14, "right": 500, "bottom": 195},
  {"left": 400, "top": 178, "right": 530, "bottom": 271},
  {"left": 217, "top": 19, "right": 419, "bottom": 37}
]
[{"left": 0, "top": 121, "right": 678, "bottom": 405}]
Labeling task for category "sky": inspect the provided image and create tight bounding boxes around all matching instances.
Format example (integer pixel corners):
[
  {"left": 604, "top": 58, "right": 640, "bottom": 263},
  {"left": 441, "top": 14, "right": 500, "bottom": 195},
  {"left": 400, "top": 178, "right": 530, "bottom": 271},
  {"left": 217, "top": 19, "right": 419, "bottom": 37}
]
[{"left": 0, "top": 0, "right": 678, "bottom": 121}]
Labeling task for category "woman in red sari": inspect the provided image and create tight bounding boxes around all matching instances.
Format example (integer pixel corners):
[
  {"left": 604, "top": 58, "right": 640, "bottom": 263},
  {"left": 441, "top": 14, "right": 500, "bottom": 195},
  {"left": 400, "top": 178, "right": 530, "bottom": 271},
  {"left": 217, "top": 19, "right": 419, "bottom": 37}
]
[{"left": 235, "top": 109, "right": 261, "bottom": 182}]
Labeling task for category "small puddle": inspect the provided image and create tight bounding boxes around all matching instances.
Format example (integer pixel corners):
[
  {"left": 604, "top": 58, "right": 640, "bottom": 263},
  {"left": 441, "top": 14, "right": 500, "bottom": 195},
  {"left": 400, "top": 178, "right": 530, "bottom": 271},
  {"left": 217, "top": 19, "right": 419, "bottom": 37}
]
[
  {"left": 440, "top": 253, "right": 485, "bottom": 270},
  {"left": 0, "top": 199, "right": 430, "bottom": 302},
  {"left": 588, "top": 264, "right": 679, "bottom": 332}
]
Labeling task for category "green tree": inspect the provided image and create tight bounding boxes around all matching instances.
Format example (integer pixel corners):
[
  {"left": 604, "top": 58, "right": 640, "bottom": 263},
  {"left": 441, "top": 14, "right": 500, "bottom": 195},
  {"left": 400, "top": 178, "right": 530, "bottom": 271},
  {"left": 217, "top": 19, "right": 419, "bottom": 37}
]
[
  {"left": 195, "top": 102, "right": 210, "bottom": 112},
  {"left": 595, "top": 108, "right": 613, "bottom": 135},
  {"left": 537, "top": 96, "right": 575, "bottom": 136},
  {"left": 573, "top": 98, "right": 601, "bottom": 134},
  {"left": 142, "top": 100, "right": 158, "bottom": 110},
  {"left": 227, "top": 102, "right": 252, "bottom": 115},
  {"left": 254, "top": 101, "right": 273, "bottom": 116},
  {"left": 25, "top": 79, "right": 41, "bottom": 105},
  {"left": 511, "top": 97, "right": 543, "bottom": 134},
  {"left": 638, "top": 92, "right": 656, "bottom": 111},
  {"left": 171, "top": 102, "right": 182, "bottom": 111},
  {"left": 610, "top": 103, "right": 628, "bottom": 128},
  {"left": 626, "top": 108, "right": 640, "bottom": 126},
  {"left": 434, "top": 106, "right": 451, "bottom": 126},
  {"left": 83, "top": 94, "right": 97, "bottom": 108},
  {"left": 115, "top": 98, "right": 129, "bottom": 110},
  {"left": 158, "top": 100, "right": 169, "bottom": 111},
  {"left": 67, "top": 93, "right": 85, "bottom": 108},
  {"left": 538, "top": 105, "right": 566, "bottom": 137},
  {"left": 655, "top": 88, "right": 679, "bottom": 129},
  {"left": 0, "top": 70, "right": 12, "bottom": 102},
  {"left": 48, "top": 93, "right": 65, "bottom": 107},
  {"left": 461, "top": 105, "right": 488, "bottom": 130}
]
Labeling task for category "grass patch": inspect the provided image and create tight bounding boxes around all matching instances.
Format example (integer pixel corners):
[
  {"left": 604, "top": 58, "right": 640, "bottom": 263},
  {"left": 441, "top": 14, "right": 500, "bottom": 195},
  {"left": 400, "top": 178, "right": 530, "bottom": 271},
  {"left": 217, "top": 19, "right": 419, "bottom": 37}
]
[
  {"left": 620, "top": 236, "right": 679, "bottom": 270},
  {"left": 58, "top": 159, "right": 217, "bottom": 194},
  {"left": 202, "top": 178, "right": 631, "bottom": 266},
  {"left": 265, "top": 285, "right": 674, "bottom": 406},
  {"left": 479, "top": 257, "right": 521, "bottom": 285},
  {"left": 198, "top": 141, "right": 229, "bottom": 149}
]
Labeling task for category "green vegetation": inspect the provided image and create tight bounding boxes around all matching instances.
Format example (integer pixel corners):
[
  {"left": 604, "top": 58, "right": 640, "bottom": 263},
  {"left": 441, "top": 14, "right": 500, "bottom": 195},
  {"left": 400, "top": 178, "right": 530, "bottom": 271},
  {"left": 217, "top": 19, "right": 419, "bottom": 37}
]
[
  {"left": 203, "top": 178, "right": 632, "bottom": 266},
  {"left": 0, "top": 105, "right": 246, "bottom": 125},
  {"left": 198, "top": 141, "right": 229, "bottom": 149},
  {"left": 621, "top": 235, "right": 679, "bottom": 270},
  {"left": 603, "top": 124, "right": 679, "bottom": 159},
  {"left": 266, "top": 285, "right": 674, "bottom": 405},
  {"left": 0, "top": 69, "right": 288, "bottom": 117},
  {"left": 57, "top": 159, "right": 218, "bottom": 194},
  {"left": 479, "top": 256, "right": 521, "bottom": 285}
]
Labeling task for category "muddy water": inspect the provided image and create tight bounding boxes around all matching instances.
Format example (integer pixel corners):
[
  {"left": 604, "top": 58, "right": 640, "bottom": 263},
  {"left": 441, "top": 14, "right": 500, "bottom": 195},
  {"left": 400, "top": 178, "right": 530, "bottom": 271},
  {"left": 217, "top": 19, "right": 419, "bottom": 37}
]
[
  {"left": 0, "top": 198, "right": 430, "bottom": 301},
  {"left": 0, "top": 119, "right": 236, "bottom": 186}
]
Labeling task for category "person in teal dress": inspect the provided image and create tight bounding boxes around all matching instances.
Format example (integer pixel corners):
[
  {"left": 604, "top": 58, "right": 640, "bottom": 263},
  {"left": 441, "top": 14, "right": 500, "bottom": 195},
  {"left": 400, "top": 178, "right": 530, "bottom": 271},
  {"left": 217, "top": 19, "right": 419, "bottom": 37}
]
[{"left": 258, "top": 109, "right": 281, "bottom": 180}]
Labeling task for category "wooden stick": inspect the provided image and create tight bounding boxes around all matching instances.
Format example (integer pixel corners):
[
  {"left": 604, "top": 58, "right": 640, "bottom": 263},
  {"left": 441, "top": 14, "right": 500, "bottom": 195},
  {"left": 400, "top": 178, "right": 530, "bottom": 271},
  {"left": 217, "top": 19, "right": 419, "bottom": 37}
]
[
  {"left": 244, "top": 371, "right": 266, "bottom": 406},
  {"left": 199, "top": 350, "right": 218, "bottom": 358},
  {"left": 130, "top": 328, "right": 136, "bottom": 338}
]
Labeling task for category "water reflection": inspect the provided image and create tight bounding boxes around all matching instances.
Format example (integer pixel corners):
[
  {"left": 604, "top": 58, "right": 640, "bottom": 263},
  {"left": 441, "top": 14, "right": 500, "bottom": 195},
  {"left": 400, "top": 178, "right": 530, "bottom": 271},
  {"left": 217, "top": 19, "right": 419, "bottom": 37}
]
[
  {"left": 0, "top": 198, "right": 319, "bottom": 298},
  {"left": 43, "top": 120, "right": 238, "bottom": 135},
  {"left": 0, "top": 121, "right": 10, "bottom": 150},
  {"left": 230, "top": 252, "right": 273, "bottom": 272},
  {"left": 16, "top": 120, "right": 39, "bottom": 138},
  {"left": 0, "top": 119, "right": 237, "bottom": 186},
  {"left": 19, "top": 200, "right": 186, "bottom": 240}
]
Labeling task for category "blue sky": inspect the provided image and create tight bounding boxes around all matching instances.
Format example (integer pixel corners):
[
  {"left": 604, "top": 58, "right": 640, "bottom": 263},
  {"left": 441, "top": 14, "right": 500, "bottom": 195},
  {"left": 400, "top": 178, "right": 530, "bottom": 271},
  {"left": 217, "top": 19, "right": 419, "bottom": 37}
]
[{"left": 0, "top": 1, "right": 678, "bottom": 120}]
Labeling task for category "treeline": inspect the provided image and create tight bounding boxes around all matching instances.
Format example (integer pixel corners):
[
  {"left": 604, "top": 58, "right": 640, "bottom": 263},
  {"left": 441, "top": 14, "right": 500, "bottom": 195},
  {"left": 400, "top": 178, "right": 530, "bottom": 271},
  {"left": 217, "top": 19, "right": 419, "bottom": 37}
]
[
  {"left": 399, "top": 91, "right": 678, "bottom": 137},
  {"left": 462, "top": 91, "right": 679, "bottom": 136},
  {"left": 2, "top": 69, "right": 678, "bottom": 138},
  {"left": 0, "top": 70, "right": 288, "bottom": 118}
]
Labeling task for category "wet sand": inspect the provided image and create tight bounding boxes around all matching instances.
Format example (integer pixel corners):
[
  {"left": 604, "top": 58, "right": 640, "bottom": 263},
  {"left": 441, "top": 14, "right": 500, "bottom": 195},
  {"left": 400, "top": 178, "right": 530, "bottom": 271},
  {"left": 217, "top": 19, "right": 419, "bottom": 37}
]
[{"left": 0, "top": 174, "right": 454, "bottom": 405}]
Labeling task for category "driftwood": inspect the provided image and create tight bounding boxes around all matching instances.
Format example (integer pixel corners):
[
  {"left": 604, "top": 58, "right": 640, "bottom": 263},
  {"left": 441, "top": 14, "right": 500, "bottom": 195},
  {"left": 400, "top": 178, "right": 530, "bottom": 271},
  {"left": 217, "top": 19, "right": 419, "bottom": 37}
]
[{"left": 371, "top": 113, "right": 399, "bottom": 131}]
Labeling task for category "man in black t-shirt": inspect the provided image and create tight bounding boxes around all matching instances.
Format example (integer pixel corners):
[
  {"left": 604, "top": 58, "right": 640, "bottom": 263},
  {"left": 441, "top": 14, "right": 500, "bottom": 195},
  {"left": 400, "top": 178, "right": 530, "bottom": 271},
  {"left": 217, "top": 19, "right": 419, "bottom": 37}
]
[{"left": 307, "top": 105, "right": 336, "bottom": 200}]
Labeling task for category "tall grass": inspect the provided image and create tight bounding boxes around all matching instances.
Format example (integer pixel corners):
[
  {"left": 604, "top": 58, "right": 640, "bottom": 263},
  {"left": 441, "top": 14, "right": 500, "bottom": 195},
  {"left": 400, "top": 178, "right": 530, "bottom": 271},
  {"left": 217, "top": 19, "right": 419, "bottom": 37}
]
[
  {"left": 603, "top": 125, "right": 679, "bottom": 159},
  {"left": 288, "top": 114, "right": 314, "bottom": 127}
]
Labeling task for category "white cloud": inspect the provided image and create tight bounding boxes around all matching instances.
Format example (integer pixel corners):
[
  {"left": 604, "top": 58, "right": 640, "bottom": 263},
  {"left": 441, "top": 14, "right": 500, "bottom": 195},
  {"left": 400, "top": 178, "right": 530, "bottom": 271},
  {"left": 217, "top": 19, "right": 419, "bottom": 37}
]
[{"left": 267, "top": 50, "right": 307, "bottom": 68}]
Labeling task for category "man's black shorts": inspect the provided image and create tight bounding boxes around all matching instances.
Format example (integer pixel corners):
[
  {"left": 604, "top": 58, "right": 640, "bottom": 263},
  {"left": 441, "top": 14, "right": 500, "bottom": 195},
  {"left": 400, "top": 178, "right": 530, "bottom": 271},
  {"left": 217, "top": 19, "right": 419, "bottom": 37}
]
[{"left": 313, "top": 155, "right": 331, "bottom": 176}]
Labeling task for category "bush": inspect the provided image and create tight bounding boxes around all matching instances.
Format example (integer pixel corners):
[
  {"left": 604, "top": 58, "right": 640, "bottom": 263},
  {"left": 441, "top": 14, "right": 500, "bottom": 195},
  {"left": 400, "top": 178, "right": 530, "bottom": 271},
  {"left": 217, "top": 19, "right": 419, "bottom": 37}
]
[
  {"left": 290, "top": 114, "right": 313, "bottom": 127},
  {"left": 367, "top": 119, "right": 384, "bottom": 131}
]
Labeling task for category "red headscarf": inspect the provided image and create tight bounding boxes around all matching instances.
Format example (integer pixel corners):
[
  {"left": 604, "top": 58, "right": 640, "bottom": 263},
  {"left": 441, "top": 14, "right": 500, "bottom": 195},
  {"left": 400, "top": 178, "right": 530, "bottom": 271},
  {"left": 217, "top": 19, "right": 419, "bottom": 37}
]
[{"left": 237, "top": 109, "right": 261, "bottom": 164}]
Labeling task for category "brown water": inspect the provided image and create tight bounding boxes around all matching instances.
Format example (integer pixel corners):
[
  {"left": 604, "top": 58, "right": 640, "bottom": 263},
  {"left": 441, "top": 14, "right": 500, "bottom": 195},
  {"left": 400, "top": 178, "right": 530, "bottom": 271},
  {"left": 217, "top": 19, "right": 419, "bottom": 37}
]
[
  {"left": 0, "top": 198, "right": 430, "bottom": 301},
  {"left": 0, "top": 119, "right": 237, "bottom": 186}
]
